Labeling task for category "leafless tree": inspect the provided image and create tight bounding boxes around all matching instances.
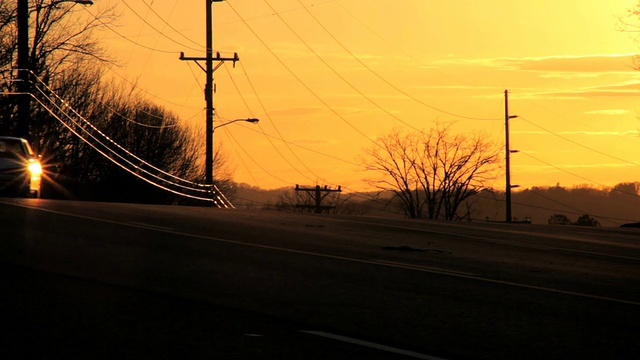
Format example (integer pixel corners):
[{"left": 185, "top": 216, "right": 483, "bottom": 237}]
[
  {"left": 363, "top": 123, "right": 500, "bottom": 220},
  {"left": 1, "top": 1, "right": 116, "bottom": 131}
]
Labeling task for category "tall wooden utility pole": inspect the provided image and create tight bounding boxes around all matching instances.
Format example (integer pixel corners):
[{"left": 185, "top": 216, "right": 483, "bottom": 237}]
[
  {"left": 295, "top": 185, "right": 342, "bottom": 214},
  {"left": 17, "top": 0, "right": 29, "bottom": 139},
  {"left": 15, "top": 0, "right": 93, "bottom": 140},
  {"left": 504, "top": 90, "right": 518, "bottom": 223},
  {"left": 180, "top": 0, "right": 238, "bottom": 187}
]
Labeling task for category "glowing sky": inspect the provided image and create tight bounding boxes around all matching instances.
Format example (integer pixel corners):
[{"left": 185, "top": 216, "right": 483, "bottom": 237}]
[{"left": 91, "top": 0, "right": 640, "bottom": 191}]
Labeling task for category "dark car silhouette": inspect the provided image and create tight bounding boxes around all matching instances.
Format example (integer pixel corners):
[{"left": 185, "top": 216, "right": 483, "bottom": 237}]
[{"left": 0, "top": 136, "right": 42, "bottom": 198}]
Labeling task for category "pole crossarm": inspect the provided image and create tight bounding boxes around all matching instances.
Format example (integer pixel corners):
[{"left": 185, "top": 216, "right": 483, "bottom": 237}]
[
  {"left": 295, "top": 185, "right": 342, "bottom": 214},
  {"left": 179, "top": 52, "right": 239, "bottom": 73}
]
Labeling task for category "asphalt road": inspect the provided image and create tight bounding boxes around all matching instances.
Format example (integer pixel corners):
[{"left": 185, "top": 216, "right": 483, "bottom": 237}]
[{"left": 1, "top": 198, "right": 639, "bottom": 359}]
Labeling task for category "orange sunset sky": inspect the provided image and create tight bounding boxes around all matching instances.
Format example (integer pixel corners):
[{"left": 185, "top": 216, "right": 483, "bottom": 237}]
[{"left": 86, "top": 0, "right": 640, "bottom": 192}]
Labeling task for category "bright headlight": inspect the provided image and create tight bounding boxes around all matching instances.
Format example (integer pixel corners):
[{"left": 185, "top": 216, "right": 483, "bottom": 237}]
[{"left": 28, "top": 159, "right": 43, "bottom": 177}]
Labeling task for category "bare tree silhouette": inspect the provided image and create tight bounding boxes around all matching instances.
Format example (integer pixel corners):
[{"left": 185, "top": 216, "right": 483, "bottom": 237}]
[{"left": 363, "top": 123, "right": 500, "bottom": 220}]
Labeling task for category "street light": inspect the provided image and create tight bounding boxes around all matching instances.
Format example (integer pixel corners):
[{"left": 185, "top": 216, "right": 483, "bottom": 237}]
[
  {"left": 17, "top": 0, "right": 93, "bottom": 139},
  {"left": 214, "top": 118, "right": 260, "bottom": 130}
]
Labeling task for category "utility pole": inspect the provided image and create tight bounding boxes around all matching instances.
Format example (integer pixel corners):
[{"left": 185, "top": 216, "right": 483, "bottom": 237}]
[
  {"left": 295, "top": 185, "right": 342, "bottom": 214},
  {"left": 504, "top": 90, "right": 518, "bottom": 223},
  {"left": 15, "top": 0, "right": 93, "bottom": 140},
  {"left": 17, "top": 0, "right": 29, "bottom": 139},
  {"left": 180, "top": 0, "right": 238, "bottom": 186}
]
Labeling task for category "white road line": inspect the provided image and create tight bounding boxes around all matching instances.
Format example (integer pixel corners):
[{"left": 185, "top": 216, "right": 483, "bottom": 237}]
[
  {"left": 127, "top": 222, "right": 176, "bottom": 232},
  {"left": 300, "top": 331, "right": 447, "bottom": 360},
  {"left": 371, "top": 259, "right": 476, "bottom": 276},
  {"left": 6, "top": 201, "right": 640, "bottom": 306}
]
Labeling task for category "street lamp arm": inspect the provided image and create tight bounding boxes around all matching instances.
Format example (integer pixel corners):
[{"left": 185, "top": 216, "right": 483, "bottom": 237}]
[{"left": 214, "top": 118, "right": 259, "bottom": 130}]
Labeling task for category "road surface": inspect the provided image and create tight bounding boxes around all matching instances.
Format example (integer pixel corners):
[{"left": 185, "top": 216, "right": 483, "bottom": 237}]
[{"left": 1, "top": 198, "right": 639, "bottom": 359}]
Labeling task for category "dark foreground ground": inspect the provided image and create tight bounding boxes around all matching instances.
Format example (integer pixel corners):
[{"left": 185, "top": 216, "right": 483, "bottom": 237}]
[
  {"left": 1, "top": 264, "right": 411, "bottom": 360},
  {"left": 1, "top": 198, "right": 639, "bottom": 359}
]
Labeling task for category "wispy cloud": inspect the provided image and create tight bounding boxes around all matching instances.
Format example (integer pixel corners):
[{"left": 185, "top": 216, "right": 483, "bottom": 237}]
[
  {"left": 556, "top": 130, "right": 640, "bottom": 136},
  {"left": 559, "top": 163, "right": 635, "bottom": 169},
  {"left": 514, "top": 130, "right": 640, "bottom": 136},
  {"left": 584, "top": 109, "right": 631, "bottom": 115},
  {"left": 516, "top": 163, "right": 635, "bottom": 170},
  {"left": 511, "top": 82, "right": 640, "bottom": 100},
  {"left": 434, "top": 54, "right": 639, "bottom": 75}
]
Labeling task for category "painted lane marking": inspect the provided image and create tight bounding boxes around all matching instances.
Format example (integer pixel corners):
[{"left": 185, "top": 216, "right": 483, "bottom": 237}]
[
  {"left": 300, "top": 331, "right": 447, "bottom": 360},
  {"left": 127, "top": 221, "right": 176, "bottom": 232},
  {"left": 370, "top": 259, "right": 476, "bottom": 276},
  {"left": 6, "top": 201, "right": 640, "bottom": 306}
]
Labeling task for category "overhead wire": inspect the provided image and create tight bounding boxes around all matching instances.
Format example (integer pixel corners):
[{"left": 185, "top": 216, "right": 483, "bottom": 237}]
[
  {"left": 228, "top": 62, "right": 327, "bottom": 183},
  {"left": 225, "top": 62, "right": 379, "bottom": 196},
  {"left": 219, "top": 65, "right": 315, "bottom": 183},
  {"left": 122, "top": 0, "right": 152, "bottom": 66},
  {"left": 139, "top": 0, "right": 204, "bottom": 50},
  {"left": 294, "top": 0, "right": 501, "bottom": 121},
  {"left": 121, "top": 0, "right": 202, "bottom": 52},
  {"left": 222, "top": 126, "right": 293, "bottom": 185},
  {"left": 101, "top": 61, "right": 201, "bottom": 109},
  {"left": 518, "top": 115, "right": 640, "bottom": 167},
  {"left": 526, "top": 189, "right": 593, "bottom": 218},
  {"left": 220, "top": 5, "right": 438, "bottom": 206},
  {"left": 120, "top": 0, "right": 207, "bottom": 122},
  {"left": 473, "top": 193, "right": 635, "bottom": 225},
  {"left": 215, "top": 0, "right": 337, "bottom": 27},
  {"left": 262, "top": 0, "right": 425, "bottom": 134},
  {"left": 231, "top": 145, "right": 261, "bottom": 186},
  {"left": 186, "top": 60, "right": 204, "bottom": 89},
  {"left": 518, "top": 152, "right": 640, "bottom": 198},
  {"left": 528, "top": 100, "right": 640, "bottom": 147},
  {"left": 239, "top": 121, "right": 360, "bottom": 167},
  {"left": 81, "top": 7, "right": 177, "bottom": 54},
  {"left": 526, "top": 190, "right": 635, "bottom": 225},
  {"left": 30, "top": 72, "right": 208, "bottom": 191},
  {"left": 333, "top": 0, "right": 485, "bottom": 90},
  {"left": 30, "top": 74, "right": 237, "bottom": 207},
  {"left": 223, "top": 1, "right": 380, "bottom": 147}
]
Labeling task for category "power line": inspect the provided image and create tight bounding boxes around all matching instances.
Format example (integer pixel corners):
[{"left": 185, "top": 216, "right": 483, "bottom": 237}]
[
  {"left": 121, "top": 0, "right": 202, "bottom": 52},
  {"left": 230, "top": 62, "right": 330, "bottom": 182},
  {"left": 262, "top": 0, "right": 425, "bottom": 134},
  {"left": 518, "top": 115, "right": 640, "bottom": 167},
  {"left": 223, "top": 126, "right": 293, "bottom": 186},
  {"left": 219, "top": 65, "right": 315, "bottom": 183},
  {"left": 474, "top": 193, "right": 634, "bottom": 225},
  {"left": 239, "top": 123, "right": 360, "bottom": 166},
  {"left": 215, "top": 0, "right": 337, "bottom": 27},
  {"left": 231, "top": 145, "right": 261, "bottom": 186},
  {"left": 224, "top": 1, "right": 380, "bottom": 147},
  {"left": 528, "top": 100, "right": 640, "bottom": 147},
  {"left": 30, "top": 74, "right": 237, "bottom": 207},
  {"left": 294, "top": 0, "right": 501, "bottom": 122},
  {"left": 101, "top": 62, "right": 200, "bottom": 109},
  {"left": 518, "top": 152, "right": 640, "bottom": 198},
  {"left": 333, "top": 0, "right": 485, "bottom": 90},
  {"left": 139, "top": 0, "right": 204, "bottom": 50},
  {"left": 82, "top": 7, "right": 177, "bottom": 54}
]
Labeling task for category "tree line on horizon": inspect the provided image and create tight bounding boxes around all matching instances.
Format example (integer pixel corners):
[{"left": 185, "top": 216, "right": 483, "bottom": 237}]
[{"left": 233, "top": 181, "right": 640, "bottom": 227}]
